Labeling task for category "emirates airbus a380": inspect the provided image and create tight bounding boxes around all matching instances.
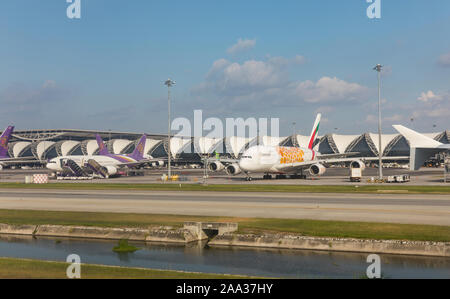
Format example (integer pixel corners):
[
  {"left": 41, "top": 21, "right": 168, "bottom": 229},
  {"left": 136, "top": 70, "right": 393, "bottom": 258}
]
[{"left": 208, "top": 114, "right": 364, "bottom": 180}]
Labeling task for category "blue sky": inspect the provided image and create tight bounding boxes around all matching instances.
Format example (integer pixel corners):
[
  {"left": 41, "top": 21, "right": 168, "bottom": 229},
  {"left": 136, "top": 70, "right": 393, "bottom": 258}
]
[{"left": 1, "top": 0, "right": 449, "bottom": 135}]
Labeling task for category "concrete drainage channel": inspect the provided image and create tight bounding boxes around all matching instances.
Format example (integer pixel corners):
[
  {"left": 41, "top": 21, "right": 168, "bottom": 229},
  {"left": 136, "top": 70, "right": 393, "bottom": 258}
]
[
  {"left": 0, "top": 223, "right": 448, "bottom": 257},
  {"left": 0, "top": 222, "right": 238, "bottom": 244}
]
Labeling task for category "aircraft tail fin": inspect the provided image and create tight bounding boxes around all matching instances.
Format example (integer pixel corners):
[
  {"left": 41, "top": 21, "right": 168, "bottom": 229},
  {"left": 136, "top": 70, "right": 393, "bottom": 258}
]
[
  {"left": 0, "top": 126, "right": 14, "bottom": 157},
  {"left": 308, "top": 114, "right": 321, "bottom": 150},
  {"left": 129, "top": 135, "right": 147, "bottom": 161},
  {"left": 96, "top": 134, "right": 110, "bottom": 155},
  {"left": 392, "top": 125, "right": 442, "bottom": 148}
]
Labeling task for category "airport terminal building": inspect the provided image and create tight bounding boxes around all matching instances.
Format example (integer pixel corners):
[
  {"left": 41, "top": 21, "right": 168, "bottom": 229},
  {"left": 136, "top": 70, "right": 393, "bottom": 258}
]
[{"left": 6, "top": 128, "right": 450, "bottom": 164}]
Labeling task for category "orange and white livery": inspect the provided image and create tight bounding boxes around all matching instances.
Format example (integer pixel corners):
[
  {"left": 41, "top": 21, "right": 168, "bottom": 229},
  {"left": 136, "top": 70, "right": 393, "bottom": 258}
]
[{"left": 209, "top": 113, "right": 364, "bottom": 180}]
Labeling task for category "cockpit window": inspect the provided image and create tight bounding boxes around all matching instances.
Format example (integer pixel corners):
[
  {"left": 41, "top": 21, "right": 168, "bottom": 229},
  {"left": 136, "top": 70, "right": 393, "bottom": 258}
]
[{"left": 241, "top": 156, "right": 252, "bottom": 159}]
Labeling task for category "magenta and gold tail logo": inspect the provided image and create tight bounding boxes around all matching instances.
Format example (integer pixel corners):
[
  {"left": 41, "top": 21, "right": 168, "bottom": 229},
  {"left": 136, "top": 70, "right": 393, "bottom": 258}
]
[
  {"left": 137, "top": 143, "right": 144, "bottom": 154},
  {"left": 0, "top": 137, "right": 7, "bottom": 149}
]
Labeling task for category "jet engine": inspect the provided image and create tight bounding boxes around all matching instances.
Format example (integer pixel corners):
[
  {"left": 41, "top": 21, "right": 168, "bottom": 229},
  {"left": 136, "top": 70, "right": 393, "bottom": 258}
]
[
  {"left": 225, "top": 163, "right": 241, "bottom": 175},
  {"left": 309, "top": 163, "right": 326, "bottom": 176},
  {"left": 105, "top": 166, "right": 118, "bottom": 176},
  {"left": 208, "top": 161, "right": 225, "bottom": 172},
  {"left": 350, "top": 160, "right": 366, "bottom": 170},
  {"left": 151, "top": 161, "right": 165, "bottom": 167}
]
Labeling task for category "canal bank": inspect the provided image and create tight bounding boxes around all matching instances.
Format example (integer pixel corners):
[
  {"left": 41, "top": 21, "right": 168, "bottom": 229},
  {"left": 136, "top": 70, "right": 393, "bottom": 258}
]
[
  {"left": 0, "top": 223, "right": 448, "bottom": 257},
  {"left": 0, "top": 234, "right": 448, "bottom": 279}
]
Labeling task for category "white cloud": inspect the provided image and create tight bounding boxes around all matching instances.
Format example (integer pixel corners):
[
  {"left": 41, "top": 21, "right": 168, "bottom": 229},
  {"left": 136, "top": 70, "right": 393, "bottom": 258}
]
[
  {"left": 365, "top": 114, "right": 403, "bottom": 124},
  {"left": 417, "top": 90, "right": 442, "bottom": 102},
  {"left": 289, "top": 76, "right": 367, "bottom": 103},
  {"left": 438, "top": 52, "right": 450, "bottom": 67},
  {"left": 365, "top": 114, "right": 377, "bottom": 124},
  {"left": 227, "top": 38, "right": 256, "bottom": 55},
  {"left": 384, "top": 114, "right": 404, "bottom": 123},
  {"left": 192, "top": 57, "right": 368, "bottom": 111},
  {"left": 408, "top": 90, "right": 450, "bottom": 125}
]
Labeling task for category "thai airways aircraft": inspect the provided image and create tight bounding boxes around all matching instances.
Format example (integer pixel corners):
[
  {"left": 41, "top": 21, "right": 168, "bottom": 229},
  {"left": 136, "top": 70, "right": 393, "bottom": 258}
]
[
  {"left": 393, "top": 125, "right": 450, "bottom": 171},
  {"left": 0, "top": 125, "right": 38, "bottom": 170},
  {"left": 208, "top": 114, "right": 365, "bottom": 180},
  {"left": 47, "top": 134, "right": 162, "bottom": 178}
]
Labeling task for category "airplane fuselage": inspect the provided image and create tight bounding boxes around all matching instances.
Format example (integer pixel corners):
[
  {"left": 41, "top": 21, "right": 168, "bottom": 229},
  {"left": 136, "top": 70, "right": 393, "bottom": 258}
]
[
  {"left": 47, "top": 154, "right": 138, "bottom": 171},
  {"left": 238, "top": 145, "right": 315, "bottom": 173}
]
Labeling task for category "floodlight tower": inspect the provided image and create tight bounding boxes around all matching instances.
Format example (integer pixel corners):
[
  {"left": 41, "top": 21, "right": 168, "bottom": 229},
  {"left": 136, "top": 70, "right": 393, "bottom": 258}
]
[
  {"left": 373, "top": 64, "right": 383, "bottom": 180},
  {"left": 165, "top": 78, "right": 175, "bottom": 179}
]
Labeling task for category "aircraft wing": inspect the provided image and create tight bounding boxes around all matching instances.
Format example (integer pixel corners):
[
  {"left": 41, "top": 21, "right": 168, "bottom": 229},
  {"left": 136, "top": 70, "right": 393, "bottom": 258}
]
[
  {"left": 316, "top": 152, "right": 359, "bottom": 160},
  {"left": 274, "top": 160, "right": 320, "bottom": 173},
  {"left": 116, "top": 158, "right": 167, "bottom": 168},
  {"left": 206, "top": 158, "right": 239, "bottom": 164},
  {"left": 0, "top": 157, "right": 43, "bottom": 164},
  {"left": 274, "top": 156, "right": 409, "bottom": 173}
]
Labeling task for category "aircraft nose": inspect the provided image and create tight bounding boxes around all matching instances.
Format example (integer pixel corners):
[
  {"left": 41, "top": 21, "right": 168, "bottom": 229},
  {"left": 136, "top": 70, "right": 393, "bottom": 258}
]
[
  {"left": 239, "top": 158, "right": 250, "bottom": 171},
  {"left": 46, "top": 161, "right": 57, "bottom": 170}
]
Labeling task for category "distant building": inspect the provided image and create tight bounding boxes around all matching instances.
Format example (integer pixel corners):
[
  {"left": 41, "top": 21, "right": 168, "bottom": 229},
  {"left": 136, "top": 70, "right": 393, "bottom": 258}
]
[{"left": 6, "top": 128, "right": 450, "bottom": 163}]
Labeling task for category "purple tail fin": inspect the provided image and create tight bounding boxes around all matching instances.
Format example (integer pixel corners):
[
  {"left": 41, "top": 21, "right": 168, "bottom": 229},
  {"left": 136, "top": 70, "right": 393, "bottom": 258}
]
[
  {"left": 0, "top": 126, "right": 14, "bottom": 158},
  {"left": 96, "top": 134, "right": 110, "bottom": 156},
  {"left": 129, "top": 135, "right": 146, "bottom": 161}
]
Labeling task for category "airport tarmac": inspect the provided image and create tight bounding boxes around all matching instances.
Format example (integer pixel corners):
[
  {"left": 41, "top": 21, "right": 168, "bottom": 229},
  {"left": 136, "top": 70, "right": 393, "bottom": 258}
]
[
  {"left": 0, "top": 167, "right": 447, "bottom": 185},
  {"left": 0, "top": 188, "right": 448, "bottom": 226}
]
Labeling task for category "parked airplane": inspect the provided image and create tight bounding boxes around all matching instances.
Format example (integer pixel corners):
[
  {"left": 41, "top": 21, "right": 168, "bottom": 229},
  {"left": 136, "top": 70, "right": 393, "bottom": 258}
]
[
  {"left": 393, "top": 125, "right": 450, "bottom": 171},
  {"left": 208, "top": 114, "right": 365, "bottom": 180},
  {"left": 47, "top": 134, "right": 163, "bottom": 178},
  {"left": 0, "top": 125, "right": 38, "bottom": 170}
]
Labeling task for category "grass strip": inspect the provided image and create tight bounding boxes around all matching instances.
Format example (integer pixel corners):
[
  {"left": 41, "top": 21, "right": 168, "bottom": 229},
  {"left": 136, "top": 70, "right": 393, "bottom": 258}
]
[
  {"left": 0, "top": 209, "right": 448, "bottom": 242},
  {"left": 0, "top": 183, "right": 449, "bottom": 194},
  {"left": 0, "top": 257, "right": 249, "bottom": 279}
]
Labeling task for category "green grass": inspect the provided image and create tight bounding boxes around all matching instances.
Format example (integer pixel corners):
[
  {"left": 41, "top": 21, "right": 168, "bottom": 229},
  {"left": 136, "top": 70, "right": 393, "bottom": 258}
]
[
  {"left": 112, "top": 239, "right": 140, "bottom": 253},
  {"left": 0, "top": 257, "right": 250, "bottom": 279},
  {"left": 0, "top": 209, "right": 449, "bottom": 242},
  {"left": 0, "top": 182, "right": 449, "bottom": 194}
]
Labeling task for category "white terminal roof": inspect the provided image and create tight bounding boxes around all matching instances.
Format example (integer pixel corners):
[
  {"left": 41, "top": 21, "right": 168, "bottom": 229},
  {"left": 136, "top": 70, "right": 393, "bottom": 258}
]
[
  {"left": 144, "top": 139, "right": 162, "bottom": 156},
  {"left": 170, "top": 137, "right": 192, "bottom": 157},
  {"left": 60, "top": 141, "right": 80, "bottom": 156},
  {"left": 12, "top": 142, "right": 31, "bottom": 158},
  {"left": 295, "top": 135, "right": 311, "bottom": 148},
  {"left": 332, "top": 134, "right": 360, "bottom": 153},
  {"left": 262, "top": 136, "right": 289, "bottom": 147},
  {"left": 368, "top": 133, "right": 399, "bottom": 154},
  {"left": 226, "top": 136, "right": 250, "bottom": 158},
  {"left": 111, "top": 139, "right": 133, "bottom": 155},
  {"left": 85, "top": 140, "right": 99, "bottom": 156},
  {"left": 195, "top": 137, "right": 222, "bottom": 154},
  {"left": 423, "top": 133, "right": 440, "bottom": 140},
  {"left": 36, "top": 141, "right": 55, "bottom": 159}
]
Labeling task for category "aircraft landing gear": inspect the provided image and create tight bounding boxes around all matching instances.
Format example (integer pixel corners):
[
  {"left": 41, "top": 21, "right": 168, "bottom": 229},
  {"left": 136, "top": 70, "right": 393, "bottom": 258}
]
[
  {"left": 263, "top": 174, "right": 272, "bottom": 180},
  {"left": 275, "top": 174, "right": 287, "bottom": 179},
  {"left": 244, "top": 172, "right": 253, "bottom": 181}
]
